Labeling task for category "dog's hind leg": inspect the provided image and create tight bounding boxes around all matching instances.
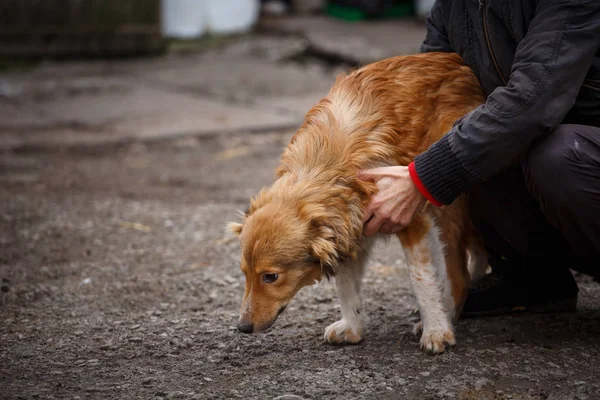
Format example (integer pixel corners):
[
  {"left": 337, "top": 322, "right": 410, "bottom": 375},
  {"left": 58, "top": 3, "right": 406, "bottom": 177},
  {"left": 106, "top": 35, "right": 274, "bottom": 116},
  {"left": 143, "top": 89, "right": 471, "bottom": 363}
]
[
  {"left": 324, "top": 240, "right": 373, "bottom": 345},
  {"left": 466, "top": 230, "right": 489, "bottom": 283},
  {"left": 399, "top": 213, "right": 456, "bottom": 354}
]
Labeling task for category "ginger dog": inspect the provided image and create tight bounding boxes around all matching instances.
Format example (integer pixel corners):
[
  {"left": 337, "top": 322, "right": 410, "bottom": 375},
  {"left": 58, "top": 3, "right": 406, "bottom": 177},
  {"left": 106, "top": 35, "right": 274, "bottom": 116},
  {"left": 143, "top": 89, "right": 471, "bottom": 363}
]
[{"left": 229, "top": 52, "right": 487, "bottom": 353}]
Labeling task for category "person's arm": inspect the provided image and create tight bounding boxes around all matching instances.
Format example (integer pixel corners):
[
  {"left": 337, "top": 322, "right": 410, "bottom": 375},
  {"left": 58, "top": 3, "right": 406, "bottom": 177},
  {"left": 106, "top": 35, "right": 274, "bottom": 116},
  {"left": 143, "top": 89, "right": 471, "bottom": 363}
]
[
  {"left": 412, "top": 0, "right": 600, "bottom": 205},
  {"left": 420, "top": 0, "right": 453, "bottom": 54}
]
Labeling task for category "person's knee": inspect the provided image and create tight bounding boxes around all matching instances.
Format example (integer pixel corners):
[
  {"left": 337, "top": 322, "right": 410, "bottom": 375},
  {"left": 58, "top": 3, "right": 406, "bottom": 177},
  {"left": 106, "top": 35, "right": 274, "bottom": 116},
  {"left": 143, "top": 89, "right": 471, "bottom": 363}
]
[{"left": 522, "top": 125, "right": 580, "bottom": 206}]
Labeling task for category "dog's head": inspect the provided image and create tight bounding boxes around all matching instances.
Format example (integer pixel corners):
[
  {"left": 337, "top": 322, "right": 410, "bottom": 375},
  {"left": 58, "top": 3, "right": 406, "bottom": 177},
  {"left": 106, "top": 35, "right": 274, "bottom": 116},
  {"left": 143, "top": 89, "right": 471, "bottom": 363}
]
[{"left": 228, "top": 184, "right": 363, "bottom": 333}]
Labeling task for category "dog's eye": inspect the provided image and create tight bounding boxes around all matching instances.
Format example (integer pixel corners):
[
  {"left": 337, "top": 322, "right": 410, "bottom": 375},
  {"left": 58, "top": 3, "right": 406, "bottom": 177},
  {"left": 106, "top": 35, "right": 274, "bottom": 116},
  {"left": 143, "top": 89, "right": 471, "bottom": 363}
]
[{"left": 263, "top": 273, "right": 279, "bottom": 283}]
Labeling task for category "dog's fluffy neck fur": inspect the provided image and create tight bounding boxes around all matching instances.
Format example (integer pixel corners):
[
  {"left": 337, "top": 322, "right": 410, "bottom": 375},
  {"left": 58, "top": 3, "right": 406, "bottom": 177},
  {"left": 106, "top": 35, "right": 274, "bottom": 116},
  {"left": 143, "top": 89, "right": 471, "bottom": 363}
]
[{"left": 261, "top": 93, "right": 387, "bottom": 274}]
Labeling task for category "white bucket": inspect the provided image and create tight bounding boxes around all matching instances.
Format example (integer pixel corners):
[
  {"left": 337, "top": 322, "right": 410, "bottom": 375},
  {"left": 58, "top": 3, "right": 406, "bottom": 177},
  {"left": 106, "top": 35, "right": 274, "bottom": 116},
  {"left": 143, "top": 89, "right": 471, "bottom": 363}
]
[
  {"left": 161, "top": 0, "right": 207, "bottom": 39},
  {"left": 205, "top": 0, "right": 260, "bottom": 35}
]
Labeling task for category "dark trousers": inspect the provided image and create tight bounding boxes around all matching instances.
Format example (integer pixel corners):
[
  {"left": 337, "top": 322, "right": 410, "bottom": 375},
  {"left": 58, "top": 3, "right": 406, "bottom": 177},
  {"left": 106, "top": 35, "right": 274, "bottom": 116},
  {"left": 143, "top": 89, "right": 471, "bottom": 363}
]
[{"left": 469, "top": 124, "right": 600, "bottom": 293}]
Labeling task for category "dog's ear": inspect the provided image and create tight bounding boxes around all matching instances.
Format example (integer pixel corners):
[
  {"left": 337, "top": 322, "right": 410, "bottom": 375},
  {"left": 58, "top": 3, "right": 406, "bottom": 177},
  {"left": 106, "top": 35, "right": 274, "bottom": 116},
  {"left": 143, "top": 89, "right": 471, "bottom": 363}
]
[
  {"left": 227, "top": 186, "right": 271, "bottom": 236},
  {"left": 227, "top": 205, "right": 250, "bottom": 237},
  {"left": 227, "top": 221, "right": 244, "bottom": 236}
]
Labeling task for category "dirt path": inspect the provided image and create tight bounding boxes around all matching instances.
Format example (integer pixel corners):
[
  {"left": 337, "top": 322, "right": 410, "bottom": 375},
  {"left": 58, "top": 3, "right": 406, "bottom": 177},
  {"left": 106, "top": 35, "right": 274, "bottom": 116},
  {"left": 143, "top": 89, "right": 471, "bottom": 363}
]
[{"left": 2, "top": 132, "right": 600, "bottom": 400}]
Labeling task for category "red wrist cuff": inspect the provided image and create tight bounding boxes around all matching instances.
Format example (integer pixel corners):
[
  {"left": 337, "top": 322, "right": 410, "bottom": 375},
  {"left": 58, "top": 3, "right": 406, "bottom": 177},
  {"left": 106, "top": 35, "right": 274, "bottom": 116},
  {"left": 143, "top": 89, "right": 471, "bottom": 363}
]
[{"left": 408, "top": 162, "right": 443, "bottom": 207}]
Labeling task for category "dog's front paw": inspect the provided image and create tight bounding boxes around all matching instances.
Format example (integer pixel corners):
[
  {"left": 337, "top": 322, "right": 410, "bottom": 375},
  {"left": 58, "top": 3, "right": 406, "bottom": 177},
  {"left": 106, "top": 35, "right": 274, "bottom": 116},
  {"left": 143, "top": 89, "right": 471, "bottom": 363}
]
[
  {"left": 420, "top": 328, "right": 456, "bottom": 354},
  {"left": 324, "top": 320, "right": 363, "bottom": 345}
]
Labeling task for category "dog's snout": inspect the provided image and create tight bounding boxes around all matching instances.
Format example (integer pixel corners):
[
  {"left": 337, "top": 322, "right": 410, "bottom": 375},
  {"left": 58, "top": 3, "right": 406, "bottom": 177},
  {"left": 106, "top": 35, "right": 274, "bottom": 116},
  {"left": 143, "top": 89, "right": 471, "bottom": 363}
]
[{"left": 237, "top": 322, "right": 254, "bottom": 334}]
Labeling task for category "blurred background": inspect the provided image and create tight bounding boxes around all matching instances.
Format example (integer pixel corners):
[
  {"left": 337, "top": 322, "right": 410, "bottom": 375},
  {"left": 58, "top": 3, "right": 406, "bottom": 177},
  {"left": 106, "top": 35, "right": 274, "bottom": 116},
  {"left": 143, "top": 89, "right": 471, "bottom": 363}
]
[
  {"left": 0, "top": 0, "right": 430, "bottom": 58},
  {"left": 0, "top": 0, "right": 429, "bottom": 149}
]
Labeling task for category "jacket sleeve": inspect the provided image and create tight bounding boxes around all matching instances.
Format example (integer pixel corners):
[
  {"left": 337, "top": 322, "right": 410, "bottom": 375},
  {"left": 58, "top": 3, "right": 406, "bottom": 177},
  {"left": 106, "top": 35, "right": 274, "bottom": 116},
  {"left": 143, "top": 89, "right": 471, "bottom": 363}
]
[
  {"left": 413, "top": 0, "right": 600, "bottom": 205},
  {"left": 419, "top": 0, "right": 453, "bottom": 53}
]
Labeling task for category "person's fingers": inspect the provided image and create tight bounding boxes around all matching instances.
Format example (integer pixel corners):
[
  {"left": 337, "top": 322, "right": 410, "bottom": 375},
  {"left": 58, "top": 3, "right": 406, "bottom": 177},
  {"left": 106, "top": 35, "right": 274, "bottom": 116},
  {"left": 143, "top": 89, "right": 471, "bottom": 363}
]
[
  {"left": 379, "top": 222, "right": 394, "bottom": 234},
  {"left": 356, "top": 169, "right": 376, "bottom": 182},
  {"left": 357, "top": 167, "right": 392, "bottom": 182},
  {"left": 390, "top": 225, "right": 404, "bottom": 234},
  {"left": 362, "top": 209, "right": 374, "bottom": 223},
  {"left": 357, "top": 167, "right": 400, "bottom": 182},
  {"left": 363, "top": 215, "right": 386, "bottom": 237},
  {"left": 380, "top": 221, "right": 404, "bottom": 234}
]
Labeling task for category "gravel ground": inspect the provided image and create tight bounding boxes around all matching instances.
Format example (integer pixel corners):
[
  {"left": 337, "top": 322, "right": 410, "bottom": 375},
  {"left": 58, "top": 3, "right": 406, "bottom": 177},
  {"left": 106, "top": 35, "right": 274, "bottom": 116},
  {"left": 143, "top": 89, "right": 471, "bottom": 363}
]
[{"left": 2, "top": 131, "right": 600, "bottom": 400}]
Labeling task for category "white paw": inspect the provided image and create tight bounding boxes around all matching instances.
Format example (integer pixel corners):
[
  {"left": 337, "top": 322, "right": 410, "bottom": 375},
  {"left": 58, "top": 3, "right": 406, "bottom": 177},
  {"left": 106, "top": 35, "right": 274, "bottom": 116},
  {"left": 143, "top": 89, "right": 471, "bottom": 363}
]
[
  {"left": 324, "top": 320, "right": 364, "bottom": 344},
  {"left": 420, "top": 328, "right": 456, "bottom": 354}
]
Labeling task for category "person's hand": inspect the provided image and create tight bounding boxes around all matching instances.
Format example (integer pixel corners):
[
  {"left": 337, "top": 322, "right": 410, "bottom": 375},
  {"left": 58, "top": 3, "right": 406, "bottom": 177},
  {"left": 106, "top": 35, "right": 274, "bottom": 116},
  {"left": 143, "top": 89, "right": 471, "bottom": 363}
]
[{"left": 357, "top": 166, "right": 427, "bottom": 236}]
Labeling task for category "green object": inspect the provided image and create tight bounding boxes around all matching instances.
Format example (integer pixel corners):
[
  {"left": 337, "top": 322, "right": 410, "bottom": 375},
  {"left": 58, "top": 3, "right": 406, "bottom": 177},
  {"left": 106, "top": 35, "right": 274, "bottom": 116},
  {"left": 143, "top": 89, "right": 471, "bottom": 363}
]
[
  {"left": 326, "top": 2, "right": 414, "bottom": 21},
  {"left": 326, "top": 3, "right": 366, "bottom": 21}
]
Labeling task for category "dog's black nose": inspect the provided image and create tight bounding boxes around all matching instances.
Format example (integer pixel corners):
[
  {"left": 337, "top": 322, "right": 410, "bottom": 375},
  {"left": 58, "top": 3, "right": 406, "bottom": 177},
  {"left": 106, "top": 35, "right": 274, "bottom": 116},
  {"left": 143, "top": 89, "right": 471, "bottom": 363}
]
[{"left": 237, "top": 322, "right": 254, "bottom": 334}]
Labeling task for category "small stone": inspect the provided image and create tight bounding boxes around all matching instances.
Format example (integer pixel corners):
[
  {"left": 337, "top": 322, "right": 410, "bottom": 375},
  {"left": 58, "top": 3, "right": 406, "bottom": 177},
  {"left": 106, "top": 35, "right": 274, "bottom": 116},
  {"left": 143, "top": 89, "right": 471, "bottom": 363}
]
[
  {"left": 315, "top": 297, "right": 331, "bottom": 303},
  {"left": 166, "top": 391, "right": 185, "bottom": 399},
  {"left": 159, "top": 332, "right": 168, "bottom": 338},
  {"left": 74, "top": 331, "right": 84, "bottom": 336},
  {"left": 204, "top": 377, "right": 213, "bottom": 382},
  {"left": 420, "top": 371, "right": 430, "bottom": 377},
  {"left": 475, "top": 378, "right": 489, "bottom": 389}
]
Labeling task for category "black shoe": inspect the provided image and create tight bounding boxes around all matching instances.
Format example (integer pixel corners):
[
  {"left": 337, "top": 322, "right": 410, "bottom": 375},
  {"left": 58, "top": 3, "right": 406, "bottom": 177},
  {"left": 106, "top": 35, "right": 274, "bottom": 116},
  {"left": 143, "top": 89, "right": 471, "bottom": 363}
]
[{"left": 461, "top": 253, "right": 579, "bottom": 318}]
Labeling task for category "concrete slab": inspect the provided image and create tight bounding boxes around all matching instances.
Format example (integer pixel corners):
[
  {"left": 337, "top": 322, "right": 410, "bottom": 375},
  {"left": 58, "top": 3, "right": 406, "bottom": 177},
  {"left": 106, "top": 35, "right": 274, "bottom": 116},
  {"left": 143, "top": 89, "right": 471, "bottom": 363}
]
[
  {"left": 260, "top": 16, "right": 427, "bottom": 63},
  {"left": 0, "top": 52, "right": 338, "bottom": 150},
  {"left": 142, "top": 59, "right": 334, "bottom": 101},
  {"left": 114, "top": 92, "right": 301, "bottom": 141},
  {"left": 0, "top": 101, "right": 58, "bottom": 129},
  {"left": 254, "top": 92, "right": 327, "bottom": 119},
  {"left": 0, "top": 80, "right": 301, "bottom": 149},
  {"left": 0, "top": 24, "right": 423, "bottom": 151}
]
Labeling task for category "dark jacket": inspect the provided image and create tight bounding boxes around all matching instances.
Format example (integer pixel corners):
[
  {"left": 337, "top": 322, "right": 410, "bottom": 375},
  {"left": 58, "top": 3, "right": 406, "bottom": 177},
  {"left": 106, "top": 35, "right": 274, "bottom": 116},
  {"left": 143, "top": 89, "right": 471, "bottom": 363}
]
[{"left": 414, "top": 0, "right": 600, "bottom": 205}]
